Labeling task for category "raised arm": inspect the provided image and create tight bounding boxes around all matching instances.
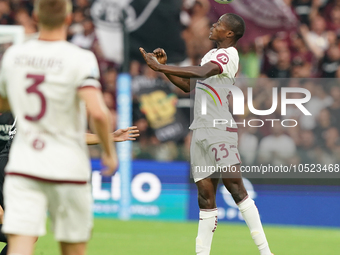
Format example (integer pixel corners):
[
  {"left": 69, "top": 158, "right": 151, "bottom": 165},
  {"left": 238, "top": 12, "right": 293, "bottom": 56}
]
[
  {"left": 149, "top": 48, "right": 219, "bottom": 92},
  {"left": 151, "top": 48, "right": 191, "bottom": 92},
  {"left": 158, "top": 63, "right": 220, "bottom": 79},
  {"left": 140, "top": 47, "right": 220, "bottom": 79},
  {"left": 163, "top": 74, "right": 191, "bottom": 92}
]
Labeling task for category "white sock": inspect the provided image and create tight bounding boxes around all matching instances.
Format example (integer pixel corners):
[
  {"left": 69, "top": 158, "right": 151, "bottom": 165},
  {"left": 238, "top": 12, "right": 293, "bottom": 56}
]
[
  {"left": 237, "top": 196, "right": 272, "bottom": 255},
  {"left": 196, "top": 208, "right": 218, "bottom": 255}
]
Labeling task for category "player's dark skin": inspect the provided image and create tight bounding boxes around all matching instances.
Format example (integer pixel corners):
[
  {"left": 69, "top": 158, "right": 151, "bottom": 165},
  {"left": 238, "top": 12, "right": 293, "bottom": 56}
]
[{"left": 140, "top": 14, "right": 248, "bottom": 209}]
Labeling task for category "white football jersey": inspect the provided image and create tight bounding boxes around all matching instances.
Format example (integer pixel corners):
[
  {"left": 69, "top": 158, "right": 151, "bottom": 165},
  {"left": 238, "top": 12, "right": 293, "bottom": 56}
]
[
  {"left": 189, "top": 47, "right": 239, "bottom": 131},
  {"left": 0, "top": 40, "right": 101, "bottom": 182}
]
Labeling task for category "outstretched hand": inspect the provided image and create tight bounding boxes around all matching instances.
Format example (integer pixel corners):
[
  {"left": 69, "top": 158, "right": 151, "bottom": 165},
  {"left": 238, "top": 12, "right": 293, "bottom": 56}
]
[
  {"left": 139, "top": 47, "right": 160, "bottom": 71},
  {"left": 113, "top": 126, "right": 140, "bottom": 142}
]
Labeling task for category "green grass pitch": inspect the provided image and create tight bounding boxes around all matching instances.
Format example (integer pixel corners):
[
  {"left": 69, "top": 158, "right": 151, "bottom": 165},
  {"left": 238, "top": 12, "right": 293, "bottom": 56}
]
[{"left": 1, "top": 219, "right": 339, "bottom": 254}]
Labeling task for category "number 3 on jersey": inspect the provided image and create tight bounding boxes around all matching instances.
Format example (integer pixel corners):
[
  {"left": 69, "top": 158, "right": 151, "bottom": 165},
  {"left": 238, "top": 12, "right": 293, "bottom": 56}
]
[{"left": 25, "top": 74, "right": 46, "bottom": 121}]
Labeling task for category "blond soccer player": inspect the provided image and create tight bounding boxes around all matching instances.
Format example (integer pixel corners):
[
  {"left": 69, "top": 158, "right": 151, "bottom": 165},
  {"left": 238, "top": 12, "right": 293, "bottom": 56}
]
[{"left": 0, "top": 0, "right": 118, "bottom": 255}]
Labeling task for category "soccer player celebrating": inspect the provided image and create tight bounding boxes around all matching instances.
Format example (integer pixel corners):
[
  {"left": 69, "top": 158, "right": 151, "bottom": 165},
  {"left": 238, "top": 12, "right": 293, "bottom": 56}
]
[
  {"left": 140, "top": 14, "right": 273, "bottom": 255},
  {"left": 0, "top": 0, "right": 118, "bottom": 255}
]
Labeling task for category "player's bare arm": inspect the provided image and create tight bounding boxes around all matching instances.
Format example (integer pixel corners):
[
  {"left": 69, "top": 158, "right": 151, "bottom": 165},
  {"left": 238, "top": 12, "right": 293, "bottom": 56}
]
[
  {"left": 140, "top": 47, "right": 220, "bottom": 83},
  {"left": 152, "top": 48, "right": 193, "bottom": 92},
  {"left": 86, "top": 126, "right": 140, "bottom": 145},
  {"left": 78, "top": 88, "right": 118, "bottom": 176}
]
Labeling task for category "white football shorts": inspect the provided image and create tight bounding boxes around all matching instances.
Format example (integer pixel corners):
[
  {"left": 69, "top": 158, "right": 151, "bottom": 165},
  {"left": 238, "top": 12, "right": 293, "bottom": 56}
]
[
  {"left": 190, "top": 127, "right": 242, "bottom": 182},
  {"left": 3, "top": 175, "right": 93, "bottom": 243}
]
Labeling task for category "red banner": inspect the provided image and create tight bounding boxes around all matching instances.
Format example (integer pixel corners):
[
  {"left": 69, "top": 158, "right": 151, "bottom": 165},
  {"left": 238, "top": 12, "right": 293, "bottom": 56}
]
[{"left": 209, "top": 0, "right": 298, "bottom": 44}]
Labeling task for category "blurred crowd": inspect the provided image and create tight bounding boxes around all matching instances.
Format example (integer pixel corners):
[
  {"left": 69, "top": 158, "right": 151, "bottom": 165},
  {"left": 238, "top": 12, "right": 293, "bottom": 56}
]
[
  {"left": 236, "top": 78, "right": 340, "bottom": 166},
  {"left": 257, "top": 0, "right": 340, "bottom": 79},
  {"left": 1, "top": 0, "right": 340, "bottom": 165},
  {"left": 236, "top": 0, "right": 340, "bottom": 167},
  {"left": 184, "top": 0, "right": 340, "bottom": 79}
]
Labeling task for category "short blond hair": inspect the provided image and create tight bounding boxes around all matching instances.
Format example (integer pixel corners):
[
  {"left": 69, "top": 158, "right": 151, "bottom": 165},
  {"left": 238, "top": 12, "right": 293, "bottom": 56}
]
[{"left": 34, "top": 0, "right": 72, "bottom": 29}]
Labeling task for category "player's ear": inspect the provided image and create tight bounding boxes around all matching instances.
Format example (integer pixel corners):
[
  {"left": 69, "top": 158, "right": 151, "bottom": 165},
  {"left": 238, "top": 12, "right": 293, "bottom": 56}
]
[
  {"left": 65, "top": 13, "right": 72, "bottom": 26},
  {"left": 32, "top": 12, "right": 39, "bottom": 24},
  {"left": 226, "top": 30, "right": 234, "bottom": 39}
]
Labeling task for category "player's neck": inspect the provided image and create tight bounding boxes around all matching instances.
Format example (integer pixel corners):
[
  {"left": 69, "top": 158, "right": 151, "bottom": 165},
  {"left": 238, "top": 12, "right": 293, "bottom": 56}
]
[
  {"left": 216, "top": 41, "right": 235, "bottom": 49},
  {"left": 38, "top": 26, "right": 67, "bottom": 41}
]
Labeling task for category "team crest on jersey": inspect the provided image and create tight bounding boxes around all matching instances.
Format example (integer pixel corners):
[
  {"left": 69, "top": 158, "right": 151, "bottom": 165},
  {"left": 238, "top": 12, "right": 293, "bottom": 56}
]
[{"left": 216, "top": 53, "right": 229, "bottom": 65}]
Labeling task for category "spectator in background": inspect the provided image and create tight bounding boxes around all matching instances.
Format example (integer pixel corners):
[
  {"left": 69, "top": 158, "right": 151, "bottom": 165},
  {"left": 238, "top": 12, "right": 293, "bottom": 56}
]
[
  {"left": 324, "top": 0, "right": 340, "bottom": 19},
  {"left": 12, "top": 0, "right": 34, "bottom": 15},
  {"left": 239, "top": 43, "right": 260, "bottom": 78},
  {"left": 286, "top": 125, "right": 301, "bottom": 147},
  {"left": 130, "top": 62, "right": 148, "bottom": 142},
  {"left": 300, "top": 81, "right": 333, "bottom": 130},
  {"left": 73, "top": 0, "right": 91, "bottom": 16},
  {"left": 290, "top": 32, "right": 314, "bottom": 76},
  {"left": 297, "top": 130, "right": 317, "bottom": 164},
  {"left": 319, "top": 44, "right": 340, "bottom": 77},
  {"left": 132, "top": 65, "right": 162, "bottom": 96},
  {"left": 103, "top": 68, "right": 117, "bottom": 96},
  {"left": 291, "top": 58, "right": 312, "bottom": 77},
  {"left": 182, "top": 0, "right": 213, "bottom": 65},
  {"left": 258, "top": 122, "right": 296, "bottom": 165},
  {"left": 300, "top": 15, "right": 329, "bottom": 59},
  {"left": 292, "top": 0, "right": 313, "bottom": 25},
  {"left": 260, "top": 33, "right": 289, "bottom": 75},
  {"left": 313, "top": 108, "right": 332, "bottom": 146},
  {"left": 0, "top": 0, "right": 14, "bottom": 25},
  {"left": 102, "top": 68, "right": 118, "bottom": 130},
  {"left": 266, "top": 48, "right": 292, "bottom": 78},
  {"left": 130, "top": 61, "right": 141, "bottom": 77},
  {"left": 103, "top": 91, "right": 117, "bottom": 130},
  {"left": 68, "top": 8, "right": 85, "bottom": 39},
  {"left": 324, "top": 127, "right": 340, "bottom": 152},
  {"left": 70, "top": 18, "right": 95, "bottom": 50},
  {"left": 320, "top": 126, "right": 340, "bottom": 163},
  {"left": 92, "top": 39, "right": 116, "bottom": 80},
  {"left": 328, "top": 85, "right": 340, "bottom": 128},
  {"left": 327, "top": 5, "right": 340, "bottom": 36},
  {"left": 14, "top": 8, "right": 37, "bottom": 39}
]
